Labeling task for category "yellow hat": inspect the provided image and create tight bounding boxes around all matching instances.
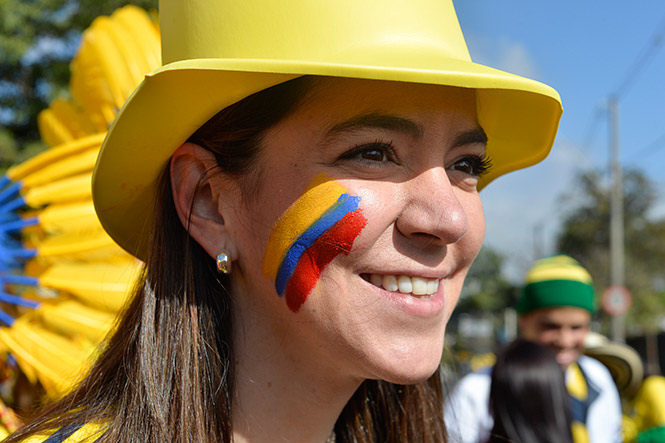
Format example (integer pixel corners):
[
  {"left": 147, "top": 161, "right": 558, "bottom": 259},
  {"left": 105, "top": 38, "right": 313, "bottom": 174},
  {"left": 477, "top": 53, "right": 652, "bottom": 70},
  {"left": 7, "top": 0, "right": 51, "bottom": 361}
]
[
  {"left": 93, "top": 0, "right": 563, "bottom": 259},
  {"left": 584, "top": 332, "right": 644, "bottom": 398}
]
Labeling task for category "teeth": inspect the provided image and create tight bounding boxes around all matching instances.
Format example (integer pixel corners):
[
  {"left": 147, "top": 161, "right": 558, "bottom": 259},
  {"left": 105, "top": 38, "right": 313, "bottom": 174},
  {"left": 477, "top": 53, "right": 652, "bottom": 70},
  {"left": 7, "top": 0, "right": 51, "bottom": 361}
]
[
  {"left": 397, "top": 276, "right": 412, "bottom": 293},
  {"left": 369, "top": 274, "right": 439, "bottom": 296},
  {"left": 382, "top": 275, "right": 398, "bottom": 292},
  {"left": 370, "top": 274, "right": 383, "bottom": 288},
  {"left": 412, "top": 277, "right": 428, "bottom": 295}
]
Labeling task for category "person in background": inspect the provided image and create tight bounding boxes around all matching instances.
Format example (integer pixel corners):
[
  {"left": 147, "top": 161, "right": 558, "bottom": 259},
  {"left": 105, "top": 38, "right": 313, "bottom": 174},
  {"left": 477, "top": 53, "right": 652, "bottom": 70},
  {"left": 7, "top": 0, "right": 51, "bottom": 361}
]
[
  {"left": 585, "top": 333, "right": 665, "bottom": 443},
  {"left": 487, "top": 338, "right": 573, "bottom": 443},
  {"left": 446, "top": 255, "right": 622, "bottom": 442}
]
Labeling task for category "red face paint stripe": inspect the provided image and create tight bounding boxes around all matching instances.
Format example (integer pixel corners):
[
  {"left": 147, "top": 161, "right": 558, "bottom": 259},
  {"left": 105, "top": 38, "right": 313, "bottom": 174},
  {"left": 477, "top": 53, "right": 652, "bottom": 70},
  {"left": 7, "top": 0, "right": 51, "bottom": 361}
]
[{"left": 284, "top": 210, "right": 367, "bottom": 312}]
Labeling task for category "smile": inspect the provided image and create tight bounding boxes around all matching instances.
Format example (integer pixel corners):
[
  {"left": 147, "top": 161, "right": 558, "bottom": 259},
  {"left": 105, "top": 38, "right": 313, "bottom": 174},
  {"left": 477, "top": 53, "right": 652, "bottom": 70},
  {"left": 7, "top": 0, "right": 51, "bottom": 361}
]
[{"left": 362, "top": 274, "right": 439, "bottom": 296}]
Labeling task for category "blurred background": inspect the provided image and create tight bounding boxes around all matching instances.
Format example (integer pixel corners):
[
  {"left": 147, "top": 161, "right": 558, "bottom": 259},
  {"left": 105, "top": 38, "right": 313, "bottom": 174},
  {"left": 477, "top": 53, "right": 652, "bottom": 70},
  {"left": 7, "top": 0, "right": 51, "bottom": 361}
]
[
  {"left": 1, "top": 0, "right": 664, "bottom": 398},
  {"left": 452, "top": 1, "right": 665, "bottom": 376}
]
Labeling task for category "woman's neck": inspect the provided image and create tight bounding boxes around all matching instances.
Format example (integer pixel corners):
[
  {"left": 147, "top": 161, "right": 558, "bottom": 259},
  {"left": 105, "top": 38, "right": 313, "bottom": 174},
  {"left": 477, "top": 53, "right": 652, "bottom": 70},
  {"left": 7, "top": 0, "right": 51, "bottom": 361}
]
[
  {"left": 231, "top": 307, "right": 362, "bottom": 442},
  {"left": 232, "top": 368, "right": 355, "bottom": 442}
]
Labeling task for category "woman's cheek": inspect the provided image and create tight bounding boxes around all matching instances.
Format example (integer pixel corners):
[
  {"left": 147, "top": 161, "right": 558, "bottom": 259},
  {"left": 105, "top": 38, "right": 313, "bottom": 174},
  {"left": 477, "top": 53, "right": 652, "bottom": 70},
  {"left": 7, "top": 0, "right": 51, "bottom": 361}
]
[
  {"left": 462, "top": 193, "right": 485, "bottom": 261},
  {"left": 261, "top": 174, "right": 367, "bottom": 313},
  {"left": 445, "top": 195, "right": 484, "bottom": 309},
  {"left": 347, "top": 184, "right": 388, "bottom": 232}
]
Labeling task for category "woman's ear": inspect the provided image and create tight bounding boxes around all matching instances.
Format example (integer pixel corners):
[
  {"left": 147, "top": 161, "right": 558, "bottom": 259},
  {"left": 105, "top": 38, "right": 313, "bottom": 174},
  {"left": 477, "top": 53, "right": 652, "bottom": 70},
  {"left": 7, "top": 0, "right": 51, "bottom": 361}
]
[{"left": 170, "top": 142, "right": 238, "bottom": 261}]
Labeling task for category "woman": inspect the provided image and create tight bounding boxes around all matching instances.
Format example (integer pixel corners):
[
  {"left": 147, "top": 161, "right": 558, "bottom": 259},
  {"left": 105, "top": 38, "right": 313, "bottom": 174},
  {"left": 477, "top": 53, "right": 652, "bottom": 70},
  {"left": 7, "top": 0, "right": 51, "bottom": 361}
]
[
  {"left": 487, "top": 339, "right": 574, "bottom": 443},
  {"left": 6, "top": 0, "right": 562, "bottom": 442}
]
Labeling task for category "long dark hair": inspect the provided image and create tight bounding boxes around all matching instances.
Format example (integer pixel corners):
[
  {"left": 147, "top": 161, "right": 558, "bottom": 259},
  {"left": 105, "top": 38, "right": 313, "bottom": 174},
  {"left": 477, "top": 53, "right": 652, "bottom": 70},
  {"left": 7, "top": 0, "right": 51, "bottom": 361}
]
[
  {"left": 487, "top": 338, "right": 573, "bottom": 443},
  {"left": 4, "top": 76, "right": 447, "bottom": 442}
]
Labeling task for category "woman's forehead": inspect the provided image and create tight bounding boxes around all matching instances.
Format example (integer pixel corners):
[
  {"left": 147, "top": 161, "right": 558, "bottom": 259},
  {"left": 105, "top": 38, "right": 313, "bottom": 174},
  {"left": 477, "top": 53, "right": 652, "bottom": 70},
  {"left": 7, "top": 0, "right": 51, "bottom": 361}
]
[
  {"left": 300, "top": 77, "right": 477, "bottom": 114},
  {"left": 281, "top": 77, "right": 480, "bottom": 139}
]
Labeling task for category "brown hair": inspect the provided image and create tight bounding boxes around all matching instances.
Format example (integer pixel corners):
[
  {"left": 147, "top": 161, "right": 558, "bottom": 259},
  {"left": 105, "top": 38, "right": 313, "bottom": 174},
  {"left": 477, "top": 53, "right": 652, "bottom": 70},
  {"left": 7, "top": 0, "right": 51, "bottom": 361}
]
[{"left": 5, "top": 76, "right": 447, "bottom": 443}]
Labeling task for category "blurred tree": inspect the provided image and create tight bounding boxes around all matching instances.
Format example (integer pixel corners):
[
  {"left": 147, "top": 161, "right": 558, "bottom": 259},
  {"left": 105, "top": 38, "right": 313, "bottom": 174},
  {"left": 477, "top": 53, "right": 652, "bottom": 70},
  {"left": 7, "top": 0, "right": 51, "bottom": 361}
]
[
  {"left": 456, "top": 246, "right": 516, "bottom": 314},
  {"left": 448, "top": 246, "right": 517, "bottom": 358},
  {"left": 0, "top": 0, "right": 157, "bottom": 169},
  {"left": 556, "top": 168, "right": 665, "bottom": 335}
]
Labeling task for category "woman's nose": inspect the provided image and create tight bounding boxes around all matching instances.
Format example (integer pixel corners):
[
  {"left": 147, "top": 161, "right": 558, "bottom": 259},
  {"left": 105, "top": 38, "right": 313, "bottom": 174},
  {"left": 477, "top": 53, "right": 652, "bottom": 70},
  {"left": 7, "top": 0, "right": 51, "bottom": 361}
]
[{"left": 395, "top": 167, "right": 468, "bottom": 246}]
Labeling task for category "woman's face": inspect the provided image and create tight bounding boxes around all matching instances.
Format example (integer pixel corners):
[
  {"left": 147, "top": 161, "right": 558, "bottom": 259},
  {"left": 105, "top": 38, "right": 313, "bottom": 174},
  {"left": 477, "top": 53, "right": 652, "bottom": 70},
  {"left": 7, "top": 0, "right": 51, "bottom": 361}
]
[{"left": 225, "top": 78, "right": 486, "bottom": 385}]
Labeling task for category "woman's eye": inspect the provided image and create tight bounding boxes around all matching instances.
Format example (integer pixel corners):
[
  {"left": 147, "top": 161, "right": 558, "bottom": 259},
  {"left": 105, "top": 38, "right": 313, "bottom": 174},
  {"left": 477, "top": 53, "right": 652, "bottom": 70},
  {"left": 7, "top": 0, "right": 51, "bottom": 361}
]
[
  {"left": 359, "top": 148, "right": 386, "bottom": 162},
  {"left": 448, "top": 155, "right": 492, "bottom": 177},
  {"left": 339, "top": 141, "right": 397, "bottom": 164}
]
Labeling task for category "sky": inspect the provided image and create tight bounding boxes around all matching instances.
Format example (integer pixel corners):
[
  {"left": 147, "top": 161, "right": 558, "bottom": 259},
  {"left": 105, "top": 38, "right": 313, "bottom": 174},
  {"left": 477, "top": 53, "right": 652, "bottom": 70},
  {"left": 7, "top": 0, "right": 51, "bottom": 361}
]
[{"left": 454, "top": 1, "right": 665, "bottom": 281}]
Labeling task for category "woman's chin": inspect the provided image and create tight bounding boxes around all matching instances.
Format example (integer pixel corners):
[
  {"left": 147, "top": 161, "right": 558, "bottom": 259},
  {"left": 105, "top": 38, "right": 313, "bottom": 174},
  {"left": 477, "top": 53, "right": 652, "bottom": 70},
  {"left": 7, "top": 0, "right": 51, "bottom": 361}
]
[
  {"left": 379, "top": 367, "right": 440, "bottom": 386},
  {"left": 371, "top": 351, "right": 444, "bottom": 385}
]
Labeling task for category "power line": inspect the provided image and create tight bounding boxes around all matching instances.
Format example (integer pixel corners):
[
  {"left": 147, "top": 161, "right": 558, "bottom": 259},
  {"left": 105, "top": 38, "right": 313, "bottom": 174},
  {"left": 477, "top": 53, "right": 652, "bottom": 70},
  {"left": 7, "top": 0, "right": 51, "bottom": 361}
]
[
  {"left": 612, "top": 12, "right": 665, "bottom": 99},
  {"left": 581, "top": 11, "right": 665, "bottom": 157},
  {"left": 634, "top": 132, "right": 665, "bottom": 158},
  {"left": 581, "top": 104, "right": 606, "bottom": 152}
]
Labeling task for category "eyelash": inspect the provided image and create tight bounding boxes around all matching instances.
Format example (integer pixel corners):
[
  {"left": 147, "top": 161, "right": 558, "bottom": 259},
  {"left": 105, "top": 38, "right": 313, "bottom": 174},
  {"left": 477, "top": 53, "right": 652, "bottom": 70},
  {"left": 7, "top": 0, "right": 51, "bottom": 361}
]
[
  {"left": 339, "top": 140, "right": 398, "bottom": 164},
  {"left": 338, "top": 140, "right": 492, "bottom": 178},
  {"left": 449, "top": 154, "right": 493, "bottom": 178}
]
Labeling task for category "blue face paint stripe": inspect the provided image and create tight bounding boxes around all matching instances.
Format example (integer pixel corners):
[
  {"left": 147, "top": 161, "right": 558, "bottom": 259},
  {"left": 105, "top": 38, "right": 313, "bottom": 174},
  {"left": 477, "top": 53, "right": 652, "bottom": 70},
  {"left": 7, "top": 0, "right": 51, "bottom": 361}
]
[{"left": 274, "top": 193, "right": 360, "bottom": 295}]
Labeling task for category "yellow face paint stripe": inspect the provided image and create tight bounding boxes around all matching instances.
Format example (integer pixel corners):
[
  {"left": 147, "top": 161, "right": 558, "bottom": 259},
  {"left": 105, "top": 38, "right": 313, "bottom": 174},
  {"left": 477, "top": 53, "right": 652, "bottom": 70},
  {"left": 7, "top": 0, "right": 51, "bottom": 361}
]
[{"left": 262, "top": 174, "right": 348, "bottom": 279}]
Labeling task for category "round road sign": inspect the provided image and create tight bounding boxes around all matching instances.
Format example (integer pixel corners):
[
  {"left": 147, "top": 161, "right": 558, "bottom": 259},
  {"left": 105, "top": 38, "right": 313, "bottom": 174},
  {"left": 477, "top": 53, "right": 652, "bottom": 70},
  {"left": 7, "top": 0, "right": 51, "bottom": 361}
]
[{"left": 601, "top": 285, "right": 632, "bottom": 317}]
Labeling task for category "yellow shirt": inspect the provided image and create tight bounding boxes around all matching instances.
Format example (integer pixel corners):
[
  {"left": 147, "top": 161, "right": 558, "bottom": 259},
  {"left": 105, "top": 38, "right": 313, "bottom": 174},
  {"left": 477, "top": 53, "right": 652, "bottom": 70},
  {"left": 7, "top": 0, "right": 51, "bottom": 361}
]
[{"left": 22, "top": 423, "right": 105, "bottom": 443}]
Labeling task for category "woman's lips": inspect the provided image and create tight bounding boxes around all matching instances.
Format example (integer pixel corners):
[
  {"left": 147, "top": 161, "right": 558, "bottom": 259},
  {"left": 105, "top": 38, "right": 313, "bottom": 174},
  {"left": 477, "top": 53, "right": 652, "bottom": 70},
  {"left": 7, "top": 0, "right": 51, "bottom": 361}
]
[{"left": 361, "top": 273, "right": 439, "bottom": 297}]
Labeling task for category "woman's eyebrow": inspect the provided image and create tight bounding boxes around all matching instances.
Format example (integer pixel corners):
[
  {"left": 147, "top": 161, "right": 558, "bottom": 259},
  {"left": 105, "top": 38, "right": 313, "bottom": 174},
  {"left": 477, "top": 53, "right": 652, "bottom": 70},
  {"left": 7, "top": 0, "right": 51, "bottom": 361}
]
[
  {"left": 452, "top": 127, "right": 488, "bottom": 148},
  {"left": 325, "top": 112, "right": 424, "bottom": 139}
]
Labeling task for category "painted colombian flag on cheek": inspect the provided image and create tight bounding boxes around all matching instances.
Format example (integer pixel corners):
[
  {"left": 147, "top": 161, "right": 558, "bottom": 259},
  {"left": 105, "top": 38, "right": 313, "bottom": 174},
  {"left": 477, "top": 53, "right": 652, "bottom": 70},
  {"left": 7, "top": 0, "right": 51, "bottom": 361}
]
[{"left": 262, "top": 174, "right": 367, "bottom": 312}]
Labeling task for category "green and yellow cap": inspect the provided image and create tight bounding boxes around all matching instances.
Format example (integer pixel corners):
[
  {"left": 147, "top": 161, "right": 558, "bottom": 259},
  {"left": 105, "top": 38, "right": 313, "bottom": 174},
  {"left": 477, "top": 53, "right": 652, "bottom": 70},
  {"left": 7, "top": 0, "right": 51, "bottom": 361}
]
[{"left": 517, "top": 255, "right": 595, "bottom": 315}]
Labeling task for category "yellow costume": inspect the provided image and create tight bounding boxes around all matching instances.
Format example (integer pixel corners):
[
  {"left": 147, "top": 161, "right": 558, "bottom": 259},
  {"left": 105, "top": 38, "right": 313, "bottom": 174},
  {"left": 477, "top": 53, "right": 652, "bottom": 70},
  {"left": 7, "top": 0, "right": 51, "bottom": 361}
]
[
  {"left": 22, "top": 423, "right": 104, "bottom": 443},
  {"left": 623, "top": 375, "right": 665, "bottom": 442}
]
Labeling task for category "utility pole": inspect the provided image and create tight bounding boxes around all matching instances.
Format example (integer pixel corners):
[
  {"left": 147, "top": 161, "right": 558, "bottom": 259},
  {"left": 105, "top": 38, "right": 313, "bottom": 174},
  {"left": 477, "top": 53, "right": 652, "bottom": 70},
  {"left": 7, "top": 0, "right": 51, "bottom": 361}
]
[{"left": 608, "top": 96, "right": 625, "bottom": 342}]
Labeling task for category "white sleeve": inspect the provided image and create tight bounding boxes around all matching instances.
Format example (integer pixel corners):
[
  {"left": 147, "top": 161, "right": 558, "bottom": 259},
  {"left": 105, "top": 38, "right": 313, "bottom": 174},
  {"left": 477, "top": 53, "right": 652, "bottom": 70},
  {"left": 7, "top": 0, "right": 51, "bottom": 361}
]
[
  {"left": 579, "top": 355, "right": 623, "bottom": 443},
  {"left": 444, "top": 371, "right": 493, "bottom": 443}
]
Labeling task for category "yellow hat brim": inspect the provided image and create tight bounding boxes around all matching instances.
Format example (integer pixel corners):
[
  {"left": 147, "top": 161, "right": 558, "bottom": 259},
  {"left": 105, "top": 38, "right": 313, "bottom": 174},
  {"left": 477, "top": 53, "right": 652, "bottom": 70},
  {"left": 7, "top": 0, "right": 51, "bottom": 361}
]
[
  {"left": 585, "top": 342, "right": 644, "bottom": 397},
  {"left": 93, "top": 57, "right": 562, "bottom": 259}
]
